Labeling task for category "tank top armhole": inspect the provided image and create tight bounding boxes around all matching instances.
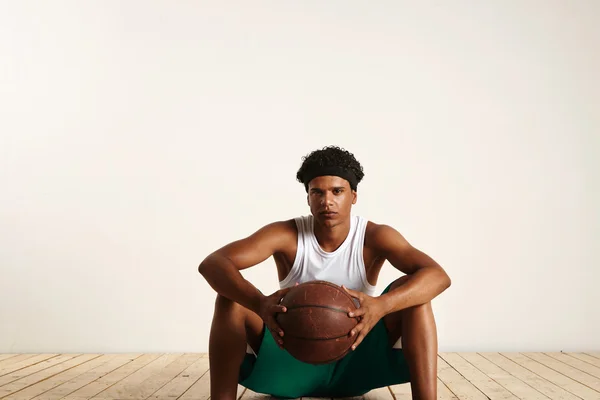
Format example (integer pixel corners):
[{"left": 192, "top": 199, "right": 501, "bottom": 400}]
[
  {"left": 357, "top": 216, "right": 377, "bottom": 294},
  {"left": 278, "top": 217, "right": 304, "bottom": 288}
]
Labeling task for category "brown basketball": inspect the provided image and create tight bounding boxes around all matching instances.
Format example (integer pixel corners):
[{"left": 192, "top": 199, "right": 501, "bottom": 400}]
[{"left": 275, "top": 280, "right": 359, "bottom": 364}]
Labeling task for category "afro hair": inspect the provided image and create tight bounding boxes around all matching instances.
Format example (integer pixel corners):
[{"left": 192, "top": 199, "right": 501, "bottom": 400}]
[{"left": 296, "top": 145, "right": 365, "bottom": 191}]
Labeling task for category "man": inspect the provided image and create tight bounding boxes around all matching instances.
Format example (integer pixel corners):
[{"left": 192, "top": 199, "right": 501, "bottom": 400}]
[{"left": 198, "top": 146, "right": 451, "bottom": 400}]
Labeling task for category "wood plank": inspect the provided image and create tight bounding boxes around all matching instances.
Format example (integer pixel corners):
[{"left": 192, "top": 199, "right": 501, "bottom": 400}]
[
  {"left": 239, "top": 388, "right": 272, "bottom": 399},
  {"left": 0, "top": 355, "right": 80, "bottom": 387},
  {"left": 147, "top": 357, "right": 209, "bottom": 400},
  {"left": 441, "top": 352, "right": 518, "bottom": 400},
  {"left": 567, "top": 353, "right": 600, "bottom": 369},
  {"left": 437, "top": 355, "right": 488, "bottom": 400},
  {"left": 524, "top": 352, "right": 600, "bottom": 393},
  {"left": 90, "top": 353, "right": 183, "bottom": 399},
  {"left": 0, "top": 354, "right": 98, "bottom": 398},
  {"left": 391, "top": 377, "right": 479, "bottom": 400},
  {"left": 97, "top": 353, "right": 200, "bottom": 400},
  {"left": 29, "top": 354, "right": 139, "bottom": 400},
  {"left": 3, "top": 354, "right": 109, "bottom": 400},
  {"left": 501, "top": 353, "right": 600, "bottom": 400},
  {"left": 0, "top": 355, "right": 38, "bottom": 369},
  {"left": 0, "top": 354, "right": 60, "bottom": 378},
  {"left": 363, "top": 387, "right": 394, "bottom": 399},
  {"left": 586, "top": 353, "right": 600, "bottom": 360},
  {"left": 460, "top": 352, "right": 550, "bottom": 400},
  {"left": 0, "top": 355, "right": 23, "bottom": 365},
  {"left": 438, "top": 378, "right": 460, "bottom": 400},
  {"left": 479, "top": 353, "right": 581, "bottom": 400},
  {"left": 63, "top": 353, "right": 159, "bottom": 400},
  {"left": 4, "top": 352, "right": 600, "bottom": 400},
  {"left": 238, "top": 385, "right": 247, "bottom": 399},
  {"left": 544, "top": 352, "right": 600, "bottom": 379},
  {"left": 390, "top": 381, "right": 412, "bottom": 400},
  {"left": 177, "top": 362, "right": 211, "bottom": 400}
]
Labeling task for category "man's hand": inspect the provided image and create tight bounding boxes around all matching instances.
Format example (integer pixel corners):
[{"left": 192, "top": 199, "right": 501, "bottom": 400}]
[
  {"left": 258, "top": 287, "right": 292, "bottom": 349},
  {"left": 342, "top": 285, "right": 387, "bottom": 351}
]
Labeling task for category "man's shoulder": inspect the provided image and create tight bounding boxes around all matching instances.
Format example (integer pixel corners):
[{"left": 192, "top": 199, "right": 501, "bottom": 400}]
[
  {"left": 254, "top": 219, "right": 298, "bottom": 255},
  {"left": 364, "top": 219, "right": 385, "bottom": 235},
  {"left": 364, "top": 219, "right": 400, "bottom": 250},
  {"left": 270, "top": 218, "right": 298, "bottom": 230},
  {"left": 259, "top": 218, "right": 298, "bottom": 240}
]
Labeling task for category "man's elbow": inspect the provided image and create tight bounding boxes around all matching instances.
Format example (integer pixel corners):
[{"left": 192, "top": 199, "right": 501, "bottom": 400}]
[
  {"left": 429, "top": 265, "right": 451, "bottom": 291},
  {"left": 441, "top": 270, "right": 451, "bottom": 290},
  {"left": 197, "top": 253, "right": 217, "bottom": 275},
  {"left": 197, "top": 261, "right": 207, "bottom": 276}
]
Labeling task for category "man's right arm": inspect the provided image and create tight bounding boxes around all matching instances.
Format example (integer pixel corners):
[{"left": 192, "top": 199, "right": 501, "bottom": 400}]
[{"left": 197, "top": 220, "right": 296, "bottom": 316}]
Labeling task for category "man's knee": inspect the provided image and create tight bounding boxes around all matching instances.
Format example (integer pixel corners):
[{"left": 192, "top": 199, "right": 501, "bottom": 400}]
[
  {"left": 383, "top": 275, "right": 411, "bottom": 328},
  {"left": 213, "top": 294, "right": 246, "bottom": 322},
  {"left": 404, "top": 300, "right": 433, "bottom": 316},
  {"left": 384, "top": 276, "right": 435, "bottom": 342},
  {"left": 212, "top": 294, "right": 262, "bottom": 326},
  {"left": 387, "top": 275, "right": 434, "bottom": 316},
  {"left": 212, "top": 294, "right": 264, "bottom": 352}
]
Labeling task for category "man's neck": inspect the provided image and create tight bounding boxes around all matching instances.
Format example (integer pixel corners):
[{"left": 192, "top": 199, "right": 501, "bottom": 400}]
[{"left": 313, "top": 218, "right": 351, "bottom": 253}]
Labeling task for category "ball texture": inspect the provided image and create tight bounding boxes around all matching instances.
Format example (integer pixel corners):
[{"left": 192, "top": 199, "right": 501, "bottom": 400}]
[{"left": 276, "top": 280, "right": 359, "bottom": 364}]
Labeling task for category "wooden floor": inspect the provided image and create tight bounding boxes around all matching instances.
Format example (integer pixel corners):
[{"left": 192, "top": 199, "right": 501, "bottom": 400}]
[{"left": 0, "top": 353, "right": 599, "bottom": 400}]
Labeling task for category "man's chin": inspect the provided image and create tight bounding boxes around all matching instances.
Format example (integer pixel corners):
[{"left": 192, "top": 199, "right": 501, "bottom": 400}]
[{"left": 318, "top": 216, "right": 338, "bottom": 227}]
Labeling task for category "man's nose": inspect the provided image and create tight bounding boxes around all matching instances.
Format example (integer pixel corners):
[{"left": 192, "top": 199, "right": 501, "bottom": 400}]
[{"left": 320, "top": 192, "right": 334, "bottom": 206}]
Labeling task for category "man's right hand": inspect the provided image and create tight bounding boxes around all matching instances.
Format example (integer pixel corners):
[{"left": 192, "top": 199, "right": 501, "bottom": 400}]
[{"left": 258, "top": 287, "right": 292, "bottom": 349}]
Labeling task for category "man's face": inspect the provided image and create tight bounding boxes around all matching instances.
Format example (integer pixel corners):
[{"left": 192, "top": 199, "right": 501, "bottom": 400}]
[{"left": 307, "top": 175, "right": 357, "bottom": 227}]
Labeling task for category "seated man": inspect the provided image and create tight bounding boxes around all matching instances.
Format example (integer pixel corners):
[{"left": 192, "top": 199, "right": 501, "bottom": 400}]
[{"left": 198, "top": 146, "right": 451, "bottom": 400}]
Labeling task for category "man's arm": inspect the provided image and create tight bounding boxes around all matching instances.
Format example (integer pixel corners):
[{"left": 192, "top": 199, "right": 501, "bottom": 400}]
[
  {"left": 197, "top": 220, "right": 296, "bottom": 315},
  {"left": 369, "top": 224, "right": 451, "bottom": 314}
]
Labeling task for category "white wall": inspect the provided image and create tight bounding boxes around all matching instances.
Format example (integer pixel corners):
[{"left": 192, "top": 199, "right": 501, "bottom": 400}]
[{"left": 1, "top": 1, "right": 598, "bottom": 353}]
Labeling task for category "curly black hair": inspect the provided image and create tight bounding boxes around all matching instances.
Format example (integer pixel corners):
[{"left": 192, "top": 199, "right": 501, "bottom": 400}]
[{"left": 296, "top": 145, "right": 365, "bottom": 191}]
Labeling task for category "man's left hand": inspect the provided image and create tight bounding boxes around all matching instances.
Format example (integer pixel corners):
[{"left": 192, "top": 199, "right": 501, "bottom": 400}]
[{"left": 342, "top": 285, "right": 387, "bottom": 350}]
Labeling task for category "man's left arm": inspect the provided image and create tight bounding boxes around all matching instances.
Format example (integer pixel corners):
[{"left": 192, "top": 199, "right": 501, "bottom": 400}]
[
  {"left": 370, "top": 224, "right": 451, "bottom": 315},
  {"left": 342, "top": 224, "right": 451, "bottom": 349}
]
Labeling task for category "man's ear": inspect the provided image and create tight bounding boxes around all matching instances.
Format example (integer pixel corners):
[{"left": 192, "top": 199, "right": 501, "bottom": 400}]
[
  {"left": 352, "top": 191, "right": 357, "bottom": 204},
  {"left": 307, "top": 194, "right": 310, "bottom": 207}
]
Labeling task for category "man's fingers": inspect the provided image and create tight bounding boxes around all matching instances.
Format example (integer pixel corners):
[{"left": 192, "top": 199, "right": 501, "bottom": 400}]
[
  {"left": 275, "top": 287, "right": 291, "bottom": 305},
  {"left": 270, "top": 327, "right": 285, "bottom": 339},
  {"left": 348, "top": 308, "right": 366, "bottom": 318},
  {"left": 270, "top": 304, "right": 287, "bottom": 313},
  {"left": 349, "top": 322, "right": 365, "bottom": 337},
  {"left": 269, "top": 328, "right": 284, "bottom": 347},
  {"left": 269, "top": 318, "right": 286, "bottom": 337},
  {"left": 352, "top": 332, "right": 367, "bottom": 350},
  {"left": 342, "top": 285, "right": 362, "bottom": 300}
]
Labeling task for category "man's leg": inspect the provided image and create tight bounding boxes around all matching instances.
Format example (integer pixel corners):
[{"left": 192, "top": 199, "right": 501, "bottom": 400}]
[
  {"left": 383, "top": 276, "right": 438, "bottom": 400},
  {"left": 209, "top": 294, "right": 264, "bottom": 400}
]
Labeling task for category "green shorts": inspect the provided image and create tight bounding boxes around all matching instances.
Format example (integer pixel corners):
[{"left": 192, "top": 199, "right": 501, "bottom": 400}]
[{"left": 238, "top": 283, "right": 410, "bottom": 398}]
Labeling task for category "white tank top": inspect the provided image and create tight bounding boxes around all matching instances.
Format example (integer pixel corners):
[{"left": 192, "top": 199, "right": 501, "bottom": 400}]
[{"left": 279, "top": 214, "right": 378, "bottom": 297}]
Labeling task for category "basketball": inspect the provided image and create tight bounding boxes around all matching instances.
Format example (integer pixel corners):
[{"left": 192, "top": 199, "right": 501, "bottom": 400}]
[{"left": 275, "top": 280, "right": 359, "bottom": 364}]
